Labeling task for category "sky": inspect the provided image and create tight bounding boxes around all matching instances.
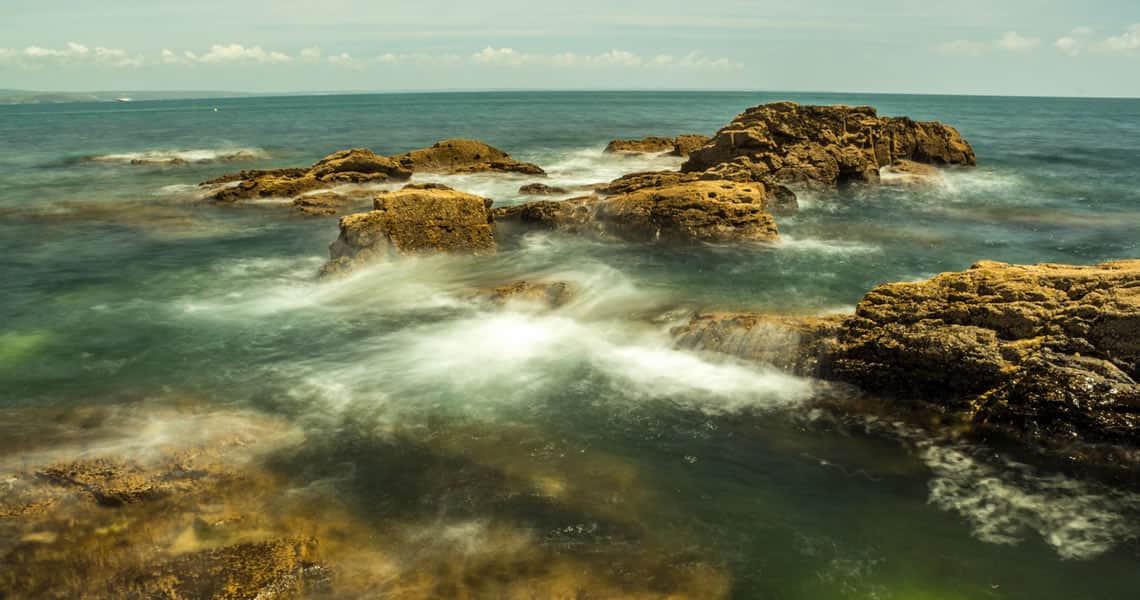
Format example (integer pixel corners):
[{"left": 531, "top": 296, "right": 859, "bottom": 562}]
[{"left": 1, "top": 1, "right": 1138, "bottom": 97}]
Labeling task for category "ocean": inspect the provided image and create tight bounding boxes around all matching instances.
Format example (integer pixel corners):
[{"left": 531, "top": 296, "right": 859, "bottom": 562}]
[{"left": 1, "top": 91, "right": 1139, "bottom": 598}]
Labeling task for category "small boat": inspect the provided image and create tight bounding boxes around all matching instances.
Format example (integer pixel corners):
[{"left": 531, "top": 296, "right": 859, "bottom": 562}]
[{"left": 114, "top": 96, "right": 133, "bottom": 103}]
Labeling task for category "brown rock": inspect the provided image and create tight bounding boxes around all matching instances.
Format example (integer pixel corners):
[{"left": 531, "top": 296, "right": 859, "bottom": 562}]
[
  {"left": 116, "top": 538, "right": 324, "bottom": 600},
  {"left": 496, "top": 179, "right": 781, "bottom": 243},
  {"left": 881, "top": 159, "right": 944, "bottom": 185},
  {"left": 518, "top": 182, "right": 569, "bottom": 195},
  {"left": 203, "top": 149, "right": 412, "bottom": 203},
  {"left": 322, "top": 184, "right": 495, "bottom": 274},
  {"left": 390, "top": 138, "right": 545, "bottom": 175},
  {"left": 682, "top": 102, "right": 975, "bottom": 189},
  {"left": 671, "top": 134, "right": 713, "bottom": 156},
  {"left": 830, "top": 259, "right": 1140, "bottom": 464},
  {"left": 292, "top": 191, "right": 372, "bottom": 217},
  {"left": 37, "top": 459, "right": 164, "bottom": 506},
  {"left": 673, "top": 312, "right": 844, "bottom": 376},
  {"left": 309, "top": 147, "right": 411, "bottom": 181},
  {"left": 671, "top": 260, "right": 1140, "bottom": 474},
  {"left": 604, "top": 135, "right": 711, "bottom": 156},
  {"left": 473, "top": 280, "right": 575, "bottom": 308}
]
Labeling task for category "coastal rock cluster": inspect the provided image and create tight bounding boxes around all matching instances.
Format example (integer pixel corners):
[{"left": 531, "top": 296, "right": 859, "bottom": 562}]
[
  {"left": 675, "top": 260, "right": 1140, "bottom": 475},
  {"left": 200, "top": 139, "right": 542, "bottom": 214},
  {"left": 681, "top": 101, "right": 976, "bottom": 188},
  {"left": 195, "top": 102, "right": 1139, "bottom": 473}
]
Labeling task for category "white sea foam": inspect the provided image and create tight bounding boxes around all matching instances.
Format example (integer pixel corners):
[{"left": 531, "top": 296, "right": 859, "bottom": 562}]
[
  {"left": 406, "top": 145, "right": 684, "bottom": 206},
  {"left": 920, "top": 441, "right": 1140, "bottom": 560},
  {"left": 88, "top": 147, "right": 268, "bottom": 165},
  {"left": 777, "top": 235, "right": 881, "bottom": 255}
]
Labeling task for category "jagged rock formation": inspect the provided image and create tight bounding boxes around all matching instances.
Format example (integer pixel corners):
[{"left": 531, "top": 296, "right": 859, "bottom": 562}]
[
  {"left": 200, "top": 141, "right": 542, "bottom": 209},
  {"left": 203, "top": 148, "right": 412, "bottom": 204},
  {"left": 322, "top": 184, "right": 495, "bottom": 274},
  {"left": 604, "top": 134, "right": 711, "bottom": 157},
  {"left": 390, "top": 138, "right": 545, "bottom": 175},
  {"left": 495, "top": 179, "right": 781, "bottom": 243},
  {"left": 682, "top": 102, "right": 975, "bottom": 189},
  {"left": 673, "top": 260, "right": 1140, "bottom": 473}
]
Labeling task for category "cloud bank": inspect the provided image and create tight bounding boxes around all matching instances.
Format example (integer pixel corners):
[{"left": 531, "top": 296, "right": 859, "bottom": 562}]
[{"left": 0, "top": 42, "right": 740, "bottom": 72}]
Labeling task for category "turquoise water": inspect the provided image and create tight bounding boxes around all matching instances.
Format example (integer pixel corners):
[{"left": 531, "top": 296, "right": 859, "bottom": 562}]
[{"left": 2, "top": 92, "right": 1139, "bottom": 598}]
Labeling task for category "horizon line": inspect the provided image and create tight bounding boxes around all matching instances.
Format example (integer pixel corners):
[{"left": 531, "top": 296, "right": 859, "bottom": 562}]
[{"left": 4, "top": 87, "right": 1140, "bottom": 103}]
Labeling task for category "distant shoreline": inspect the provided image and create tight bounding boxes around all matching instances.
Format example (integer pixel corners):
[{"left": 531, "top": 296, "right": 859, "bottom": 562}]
[{"left": 3, "top": 88, "right": 1140, "bottom": 106}]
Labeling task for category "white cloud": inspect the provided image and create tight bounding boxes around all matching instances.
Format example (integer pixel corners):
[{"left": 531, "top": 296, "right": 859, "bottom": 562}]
[
  {"left": 299, "top": 47, "right": 322, "bottom": 62},
  {"left": 469, "top": 47, "right": 739, "bottom": 70},
  {"left": 1101, "top": 24, "right": 1140, "bottom": 54},
  {"left": 198, "top": 44, "right": 292, "bottom": 64},
  {"left": 1055, "top": 36, "right": 1082, "bottom": 56},
  {"left": 0, "top": 42, "right": 143, "bottom": 68},
  {"left": 994, "top": 31, "right": 1040, "bottom": 53},
  {"left": 1054, "top": 24, "right": 1140, "bottom": 57},
  {"left": 937, "top": 31, "right": 1040, "bottom": 56}
]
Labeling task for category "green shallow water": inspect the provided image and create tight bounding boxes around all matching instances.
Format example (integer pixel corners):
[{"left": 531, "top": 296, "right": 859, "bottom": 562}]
[{"left": 1, "top": 91, "right": 1139, "bottom": 598}]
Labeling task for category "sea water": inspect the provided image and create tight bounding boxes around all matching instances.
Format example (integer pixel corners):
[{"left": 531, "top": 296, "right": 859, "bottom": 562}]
[{"left": 1, "top": 91, "right": 1138, "bottom": 598}]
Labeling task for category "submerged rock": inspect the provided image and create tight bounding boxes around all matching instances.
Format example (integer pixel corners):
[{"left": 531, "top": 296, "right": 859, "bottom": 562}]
[
  {"left": 682, "top": 102, "right": 975, "bottom": 189},
  {"left": 391, "top": 138, "right": 545, "bottom": 175},
  {"left": 880, "top": 159, "right": 945, "bottom": 185},
  {"left": 518, "top": 182, "right": 569, "bottom": 195},
  {"left": 472, "top": 280, "right": 575, "bottom": 308},
  {"left": 675, "top": 260, "right": 1140, "bottom": 475},
  {"left": 673, "top": 312, "right": 844, "bottom": 376},
  {"left": 604, "top": 134, "right": 711, "bottom": 157},
  {"left": 292, "top": 191, "right": 373, "bottom": 217},
  {"left": 37, "top": 459, "right": 165, "bottom": 506},
  {"left": 322, "top": 184, "right": 495, "bottom": 274},
  {"left": 495, "top": 179, "right": 781, "bottom": 243}
]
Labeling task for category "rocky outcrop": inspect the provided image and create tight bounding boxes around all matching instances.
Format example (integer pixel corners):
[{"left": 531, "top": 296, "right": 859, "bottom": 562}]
[
  {"left": 202, "top": 140, "right": 542, "bottom": 205},
  {"left": 602, "top": 169, "right": 798, "bottom": 214},
  {"left": 682, "top": 102, "right": 975, "bottom": 189},
  {"left": 203, "top": 149, "right": 411, "bottom": 204},
  {"left": 322, "top": 184, "right": 495, "bottom": 274},
  {"left": 518, "top": 182, "right": 569, "bottom": 195},
  {"left": 495, "top": 179, "right": 781, "bottom": 243},
  {"left": 831, "top": 260, "right": 1140, "bottom": 447},
  {"left": 292, "top": 191, "right": 374, "bottom": 216},
  {"left": 673, "top": 260, "right": 1140, "bottom": 473},
  {"left": 673, "top": 312, "right": 844, "bottom": 375},
  {"left": 391, "top": 138, "right": 545, "bottom": 175},
  {"left": 604, "top": 134, "right": 711, "bottom": 157}
]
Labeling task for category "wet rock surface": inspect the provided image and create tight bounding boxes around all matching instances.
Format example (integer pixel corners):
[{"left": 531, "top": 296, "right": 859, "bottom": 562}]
[
  {"left": 203, "top": 149, "right": 411, "bottom": 204},
  {"left": 682, "top": 102, "right": 975, "bottom": 189},
  {"left": 471, "top": 280, "right": 575, "bottom": 308},
  {"left": 322, "top": 184, "right": 495, "bottom": 274},
  {"left": 672, "top": 260, "right": 1140, "bottom": 476},
  {"left": 0, "top": 403, "right": 731, "bottom": 599},
  {"left": 390, "top": 138, "right": 545, "bottom": 175},
  {"left": 518, "top": 182, "right": 569, "bottom": 195},
  {"left": 604, "top": 134, "right": 711, "bottom": 157},
  {"left": 496, "top": 179, "right": 782, "bottom": 243}
]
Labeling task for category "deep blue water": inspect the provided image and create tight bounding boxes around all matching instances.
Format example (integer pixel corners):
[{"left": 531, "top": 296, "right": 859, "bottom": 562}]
[{"left": 1, "top": 92, "right": 1138, "bottom": 598}]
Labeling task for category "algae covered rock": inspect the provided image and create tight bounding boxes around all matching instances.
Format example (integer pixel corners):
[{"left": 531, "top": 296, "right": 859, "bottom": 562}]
[
  {"left": 391, "top": 138, "right": 545, "bottom": 175},
  {"left": 322, "top": 184, "right": 495, "bottom": 274},
  {"left": 496, "top": 179, "right": 781, "bottom": 243},
  {"left": 204, "top": 148, "right": 412, "bottom": 204},
  {"left": 682, "top": 102, "right": 975, "bottom": 189},
  {"left": 604, "top": 134, "right": 711, "bottom": 157}
]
